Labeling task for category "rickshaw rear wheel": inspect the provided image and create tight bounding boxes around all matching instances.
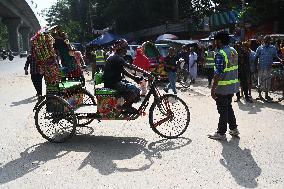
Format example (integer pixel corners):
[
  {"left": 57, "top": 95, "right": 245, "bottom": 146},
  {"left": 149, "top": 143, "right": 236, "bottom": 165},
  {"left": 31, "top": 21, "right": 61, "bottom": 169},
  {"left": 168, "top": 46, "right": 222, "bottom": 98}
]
[
  {"left": 149, "top": 94, "right": 190, "bottom": 139},
  {"left": 35, "top": 95, "right": 77, "bottom": 143}
]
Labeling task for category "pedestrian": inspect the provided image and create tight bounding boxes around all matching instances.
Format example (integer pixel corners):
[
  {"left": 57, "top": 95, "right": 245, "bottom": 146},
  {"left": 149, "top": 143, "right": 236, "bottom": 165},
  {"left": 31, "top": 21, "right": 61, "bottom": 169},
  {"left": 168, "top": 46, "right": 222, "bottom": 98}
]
[
  {"left": 133, "top": 48, "right": 150, "bottom": 96},
  {"left": 163, "top": 47, "right": 178, "bottom": 94},
  {"left": 245, "top": 42, "right": 257, "bottom": 97},
  {"left": 178, "top": 45, "right": 189, "bottom": 68},
  {"left": 69, "top": 48, "right": 87, "bottom": 85},
  {"left": 188, "top": 47, "right": 198, "bottom": 84},
  {"left": 204, "top": 45, "right": 215, "bottom": 87},
  {"left": 255, "top": 35, "right": 282, "bottom": 101},
  {"left": 235, "top": 42, "right": 253, "bottom": 103},
  {"left": 90, "top": 46, "right": 96, "bottom": 79},
  {"left": 24, "top": 54, "right": 43, "bottom": 98},
  {"left": 208, "top": 31, "right": 240, "bottom": 141},
  {"left": 95, "top": 45, "right": 106, "bottom": 72}
]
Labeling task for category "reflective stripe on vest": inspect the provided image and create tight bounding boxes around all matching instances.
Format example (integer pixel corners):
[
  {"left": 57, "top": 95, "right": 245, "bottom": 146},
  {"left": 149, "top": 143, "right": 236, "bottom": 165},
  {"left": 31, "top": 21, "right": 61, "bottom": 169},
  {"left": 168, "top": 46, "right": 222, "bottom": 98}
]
[
  {"left": 205, "top": 51, "right": 215, "bottom": 68},
  {"left": 218, "top": 78, "right": 239, "bottom": 85},
  {"left": 215, "top": 47, "right": 239, "bottom": 95},
  {"left": 95, "top": 50, "right": 105, "bottom": 64}
]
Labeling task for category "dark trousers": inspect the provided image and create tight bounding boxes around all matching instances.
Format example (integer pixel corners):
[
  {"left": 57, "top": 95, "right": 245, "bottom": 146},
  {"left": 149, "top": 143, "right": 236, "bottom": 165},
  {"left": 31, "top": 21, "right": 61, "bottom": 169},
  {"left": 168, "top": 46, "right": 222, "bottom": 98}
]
[
  {"left": 216, "top": 94, "right": 237, "bottom": 135},
  {"left": 236, "top": 75, "right": 249, "bottom": 99},
  {"left": 206, "top": 68, "right": 214, "bottom": 85},
  {"left": 31, "top": 74, "right": 43, "bottom": 96}
]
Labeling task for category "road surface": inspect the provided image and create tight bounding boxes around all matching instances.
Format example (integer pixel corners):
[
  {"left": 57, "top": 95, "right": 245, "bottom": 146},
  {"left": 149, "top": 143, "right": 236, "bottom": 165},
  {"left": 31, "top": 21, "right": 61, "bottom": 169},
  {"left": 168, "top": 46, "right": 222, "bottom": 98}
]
[{"left": 0, "top": 57, "right": 283, "bottom": 188}]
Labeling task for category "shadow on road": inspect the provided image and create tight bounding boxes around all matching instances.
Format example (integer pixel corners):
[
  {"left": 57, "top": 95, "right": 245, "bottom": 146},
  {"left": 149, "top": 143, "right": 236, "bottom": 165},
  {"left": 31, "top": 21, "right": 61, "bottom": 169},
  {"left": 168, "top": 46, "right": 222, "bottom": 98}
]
[
  {"left": 10, "top": 96, "right": 37, "bottom": 107},
  {"left": 219, "top": 138, "right": 261, "bottom": 188},
  {"left": 237, "top": 99, "right": 284, "bottom": 114},
  {"left": 0, "top": 136, "right": 191, "bottom": 184}
]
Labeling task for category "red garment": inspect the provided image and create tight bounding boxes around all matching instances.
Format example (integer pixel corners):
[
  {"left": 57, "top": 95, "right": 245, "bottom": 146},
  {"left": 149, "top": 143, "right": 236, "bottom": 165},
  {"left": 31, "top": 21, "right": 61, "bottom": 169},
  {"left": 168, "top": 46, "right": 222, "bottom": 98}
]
[
  {"left": 133, "top": 48, "right": 150, "bottom": 71},
  {"left": 74, "top": 51, "right": 83, "bottom": 65}
]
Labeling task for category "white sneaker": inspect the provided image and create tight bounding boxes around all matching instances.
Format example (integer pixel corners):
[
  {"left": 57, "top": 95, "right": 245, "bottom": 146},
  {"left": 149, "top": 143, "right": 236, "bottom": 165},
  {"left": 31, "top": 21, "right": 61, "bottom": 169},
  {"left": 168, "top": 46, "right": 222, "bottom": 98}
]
[
  {"left": 229, "top": 128, "right": 240, "bottom": 137},
  {"left": 208, "top": 132, "right": 227, "bottom": 141}
]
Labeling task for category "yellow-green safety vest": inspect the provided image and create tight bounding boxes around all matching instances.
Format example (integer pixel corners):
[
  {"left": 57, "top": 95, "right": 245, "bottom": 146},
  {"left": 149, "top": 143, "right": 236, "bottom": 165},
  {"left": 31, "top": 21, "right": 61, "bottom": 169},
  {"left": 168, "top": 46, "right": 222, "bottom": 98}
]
[
  {"left": 205, "top": 50, "right": 215, "bottom": 68},
  {"left": 214, "top": 47, "right": 240, "bottom": 95},
  {"left": 95, "top": 50, "right": 105, "bottom": 65}
]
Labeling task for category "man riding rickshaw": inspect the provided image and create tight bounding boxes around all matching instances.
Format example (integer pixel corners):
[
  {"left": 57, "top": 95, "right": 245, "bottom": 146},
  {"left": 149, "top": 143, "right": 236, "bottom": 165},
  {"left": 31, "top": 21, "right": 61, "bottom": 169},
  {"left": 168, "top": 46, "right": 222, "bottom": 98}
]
[{"left": 103, "top": 39, "right": 144, "bottom": 114}]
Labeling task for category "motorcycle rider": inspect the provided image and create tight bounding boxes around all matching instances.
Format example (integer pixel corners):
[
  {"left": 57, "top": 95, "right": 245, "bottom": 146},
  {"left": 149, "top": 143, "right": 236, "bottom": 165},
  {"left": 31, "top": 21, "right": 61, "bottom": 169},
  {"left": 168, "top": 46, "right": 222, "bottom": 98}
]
[
  {"left": 1, "top": 49, "right": 7, "bottom": 60},
  {"left": 103, "top": 39, "right": 143, "bottom": 114},
  {"left": 8, "top": 49, "right": 14, "bottom": 61}
]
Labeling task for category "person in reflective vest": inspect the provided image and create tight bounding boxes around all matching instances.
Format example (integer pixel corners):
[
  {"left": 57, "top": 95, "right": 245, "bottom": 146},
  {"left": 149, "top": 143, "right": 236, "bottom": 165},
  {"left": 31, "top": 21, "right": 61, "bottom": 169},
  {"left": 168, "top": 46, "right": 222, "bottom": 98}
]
[
  {"left": 95, "top": 47, "right": 106, "bottom": 72},
  {"left": 208, "top": 31, "right": 240, "bottom": 141},
  {"left": 205, "top": 45, "right": 215, "bottom": 86}
]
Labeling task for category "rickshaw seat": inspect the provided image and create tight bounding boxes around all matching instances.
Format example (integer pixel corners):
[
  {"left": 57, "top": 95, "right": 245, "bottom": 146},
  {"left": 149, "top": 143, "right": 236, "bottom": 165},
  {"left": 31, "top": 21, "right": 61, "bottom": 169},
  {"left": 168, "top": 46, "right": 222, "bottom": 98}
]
[
  {"left": 95, "top": 88, "right": 118, "bottom": 96},
  {"left": 47, "top": 80, "right": 82, "bottom": 92}
]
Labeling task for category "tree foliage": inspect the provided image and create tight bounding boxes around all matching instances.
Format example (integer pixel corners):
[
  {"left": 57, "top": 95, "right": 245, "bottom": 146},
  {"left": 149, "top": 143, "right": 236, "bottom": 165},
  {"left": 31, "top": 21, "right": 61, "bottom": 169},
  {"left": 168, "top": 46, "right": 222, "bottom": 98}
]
[
  {"left": 44, "top": 0, "right": 283, "bottom": 42},
  {"left": 0, "top": 23, "right": 8, "bottom": 49}
]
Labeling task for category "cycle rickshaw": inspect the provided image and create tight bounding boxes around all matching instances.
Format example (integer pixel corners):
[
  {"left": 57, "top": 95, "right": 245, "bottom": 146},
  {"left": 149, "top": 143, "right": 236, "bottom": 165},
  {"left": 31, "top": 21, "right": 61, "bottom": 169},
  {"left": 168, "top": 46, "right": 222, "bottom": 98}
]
[{"left": 32, "top": 28, "right": 190, "bottom": 143}]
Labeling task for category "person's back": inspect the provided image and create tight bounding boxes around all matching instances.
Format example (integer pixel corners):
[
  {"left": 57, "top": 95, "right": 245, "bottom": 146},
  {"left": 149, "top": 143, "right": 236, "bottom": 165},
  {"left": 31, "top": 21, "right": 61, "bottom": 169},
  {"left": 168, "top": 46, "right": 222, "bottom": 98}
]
[
  {"left": 103, "top": 54, "right": 125, "bottom": 87},
  {"left": 215, "top": 45, "right": 239, "bottom": 95},
  {"left": 95, "top": 49, "right": 105, "bottom": 65}
]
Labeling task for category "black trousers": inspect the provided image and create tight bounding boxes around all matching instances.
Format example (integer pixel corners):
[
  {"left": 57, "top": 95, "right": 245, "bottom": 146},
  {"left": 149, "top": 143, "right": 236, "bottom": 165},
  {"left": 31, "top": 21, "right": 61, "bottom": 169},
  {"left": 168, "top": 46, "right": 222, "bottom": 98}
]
[
  {"left": 236, "top": 74, "right": 249, "bottom": 99},
  {"left": 31, "top": 74, "right": 43, "bottom": 96},
  {"left": 216, "top": 94, "right": 238, "bottom": 135},
  {"left": 206, "top": 68, "right": 214, "bottom": 85}
]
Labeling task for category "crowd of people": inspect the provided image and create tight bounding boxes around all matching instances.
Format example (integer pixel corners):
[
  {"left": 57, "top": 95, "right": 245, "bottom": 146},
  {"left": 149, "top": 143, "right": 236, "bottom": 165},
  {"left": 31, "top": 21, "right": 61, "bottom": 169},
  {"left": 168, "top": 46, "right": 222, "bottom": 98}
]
[{"left": 80, "top": 34, "right": 284, "bottom": 103}]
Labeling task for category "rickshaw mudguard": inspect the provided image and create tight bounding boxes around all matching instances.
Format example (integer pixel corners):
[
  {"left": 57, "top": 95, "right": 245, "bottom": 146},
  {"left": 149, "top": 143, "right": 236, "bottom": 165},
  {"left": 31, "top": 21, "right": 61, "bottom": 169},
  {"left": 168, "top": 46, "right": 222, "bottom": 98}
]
[
  {"left": 33, "top": 94, "right": 73, "bottom": 112},
  {"left": 33, "top": 96, "right": 46, "bottom": 112}
]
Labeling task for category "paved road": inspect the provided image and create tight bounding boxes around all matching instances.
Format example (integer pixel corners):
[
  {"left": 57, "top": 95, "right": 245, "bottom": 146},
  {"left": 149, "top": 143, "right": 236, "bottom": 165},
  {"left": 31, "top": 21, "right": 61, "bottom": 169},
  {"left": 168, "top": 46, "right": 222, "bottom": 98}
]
[{"left": 0, "top": 57, "right": 283, "bottom": 188}]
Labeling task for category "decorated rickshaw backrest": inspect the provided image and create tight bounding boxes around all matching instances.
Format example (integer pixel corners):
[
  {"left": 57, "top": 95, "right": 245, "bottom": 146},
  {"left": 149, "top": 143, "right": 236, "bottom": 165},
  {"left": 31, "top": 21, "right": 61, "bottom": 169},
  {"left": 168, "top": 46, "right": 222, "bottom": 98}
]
[
  {"left": 31, "top": 28, "right": 82, "bottom": 84},
  {"left": 31, "top": 30, "right": 61, "bottom": 84}
]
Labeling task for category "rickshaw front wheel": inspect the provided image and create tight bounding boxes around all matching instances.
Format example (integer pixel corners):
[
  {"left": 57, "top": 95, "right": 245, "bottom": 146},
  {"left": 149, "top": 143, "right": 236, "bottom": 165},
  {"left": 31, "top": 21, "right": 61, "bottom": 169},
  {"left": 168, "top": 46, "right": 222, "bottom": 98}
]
[{"left": 149, "top": 94, "right": 190, "bottom": 139}]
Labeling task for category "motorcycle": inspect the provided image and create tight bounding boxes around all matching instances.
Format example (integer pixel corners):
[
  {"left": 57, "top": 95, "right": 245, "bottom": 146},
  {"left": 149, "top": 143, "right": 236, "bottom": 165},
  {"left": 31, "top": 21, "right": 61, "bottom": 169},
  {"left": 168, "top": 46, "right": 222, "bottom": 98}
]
[
  {"left": 1, "top": 50, "right": 7, "bottom": 60},
  {"left": 8, "top": 52, "right": 14, "bottom": 61}
]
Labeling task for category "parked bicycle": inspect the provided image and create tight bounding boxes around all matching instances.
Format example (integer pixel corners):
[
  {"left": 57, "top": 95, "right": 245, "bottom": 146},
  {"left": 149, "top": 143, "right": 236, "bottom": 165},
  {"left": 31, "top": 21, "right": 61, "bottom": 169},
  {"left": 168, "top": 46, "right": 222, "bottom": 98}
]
[
  {"left": 257, "top": 62, "right": 284, "bottom": 103},
  {"left": 176, "top": 58, "right": 191, "bottom": 88}
]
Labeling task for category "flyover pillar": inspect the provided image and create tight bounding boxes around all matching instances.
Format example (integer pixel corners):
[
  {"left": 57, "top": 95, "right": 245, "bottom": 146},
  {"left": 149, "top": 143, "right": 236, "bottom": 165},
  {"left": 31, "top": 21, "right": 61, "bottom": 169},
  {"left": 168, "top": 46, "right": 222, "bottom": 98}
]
[
  {"left": 19, "top": 26, "right": 31, "bottom": 51},
  {"left": 3, "top": 18, "right": 22, "bottom": 53}
]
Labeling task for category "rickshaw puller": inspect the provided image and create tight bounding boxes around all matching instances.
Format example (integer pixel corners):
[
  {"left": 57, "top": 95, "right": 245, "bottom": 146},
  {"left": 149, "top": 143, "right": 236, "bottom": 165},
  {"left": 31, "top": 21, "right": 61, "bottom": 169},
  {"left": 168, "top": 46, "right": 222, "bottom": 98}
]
[{"left": 103, "top": 39, "right": 143, "bottom": 114}]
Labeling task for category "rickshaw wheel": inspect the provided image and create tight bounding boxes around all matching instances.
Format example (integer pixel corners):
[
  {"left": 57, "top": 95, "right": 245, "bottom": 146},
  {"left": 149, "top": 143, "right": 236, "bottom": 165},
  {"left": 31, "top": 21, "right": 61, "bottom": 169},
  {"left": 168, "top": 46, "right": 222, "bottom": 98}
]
[
  {"left": 149, "top": 94, "right": 190, "bottom": 139},
  {"left": 75, "top": 88, "right": 96, "bottom": 127},
  {"left": 35, "top": 95, "right": 77, "bottom": 143}
]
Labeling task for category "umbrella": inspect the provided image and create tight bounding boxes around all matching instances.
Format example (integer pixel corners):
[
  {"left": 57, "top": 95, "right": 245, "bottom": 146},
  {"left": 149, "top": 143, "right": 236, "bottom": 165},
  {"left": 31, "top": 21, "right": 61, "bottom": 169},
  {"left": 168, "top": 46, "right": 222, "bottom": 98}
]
[
  {"left": 156, "top": 34, "right": 178, "bottom": 42},
  {"left": 161, "top": 39, "right": 199, "bottom": 45},
  {"left": 88, "top": 32, "right": 124, "bottom": 45}
]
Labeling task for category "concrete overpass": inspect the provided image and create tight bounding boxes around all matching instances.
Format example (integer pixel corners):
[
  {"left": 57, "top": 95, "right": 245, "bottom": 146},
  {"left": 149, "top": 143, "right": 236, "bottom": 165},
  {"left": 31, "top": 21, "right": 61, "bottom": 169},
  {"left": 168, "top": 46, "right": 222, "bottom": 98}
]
[{"left": 0, "top": 0, "right": 41, "bottom": 53}]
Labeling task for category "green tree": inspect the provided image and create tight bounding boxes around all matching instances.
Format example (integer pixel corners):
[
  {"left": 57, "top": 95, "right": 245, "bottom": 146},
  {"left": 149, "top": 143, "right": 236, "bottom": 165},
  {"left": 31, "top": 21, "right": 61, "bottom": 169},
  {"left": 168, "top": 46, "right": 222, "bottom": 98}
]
[
  {"left": 44, "top": 0, "right": 284, "bottom": 41},
  {"left": 0, "top": 23, "right": 8, "bottom": 49}
]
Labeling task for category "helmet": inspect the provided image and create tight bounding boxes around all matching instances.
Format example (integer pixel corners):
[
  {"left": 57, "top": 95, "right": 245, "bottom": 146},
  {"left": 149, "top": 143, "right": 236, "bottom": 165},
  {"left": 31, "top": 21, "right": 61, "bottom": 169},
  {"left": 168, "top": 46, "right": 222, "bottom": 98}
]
[{"left": 113, "top": 39, "right": 128, "bottom": 52}]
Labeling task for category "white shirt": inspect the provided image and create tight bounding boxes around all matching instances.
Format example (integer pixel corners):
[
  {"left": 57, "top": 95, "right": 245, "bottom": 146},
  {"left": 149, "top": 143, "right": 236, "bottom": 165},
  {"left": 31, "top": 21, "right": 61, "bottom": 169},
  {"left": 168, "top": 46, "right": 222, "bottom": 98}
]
[{"left": 188, "top": 52, "right": 198, "bottom": 68}]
